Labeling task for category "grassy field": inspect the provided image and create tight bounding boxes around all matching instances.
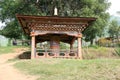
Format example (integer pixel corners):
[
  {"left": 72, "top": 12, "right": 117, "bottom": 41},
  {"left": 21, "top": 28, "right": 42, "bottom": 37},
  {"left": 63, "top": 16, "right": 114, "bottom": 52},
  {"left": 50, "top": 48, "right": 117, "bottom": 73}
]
[
  {"left": 0, "top": 46, "right": 119, "bottom": 80},
  {"left": 14, "top": 59, "right": 120, "bottom": 80},
  {"left": 0, "top": 46, "right": 29, "bottom": 55},
  {"left": 0, "top": 46, "right": 15, "bottom": 54}
]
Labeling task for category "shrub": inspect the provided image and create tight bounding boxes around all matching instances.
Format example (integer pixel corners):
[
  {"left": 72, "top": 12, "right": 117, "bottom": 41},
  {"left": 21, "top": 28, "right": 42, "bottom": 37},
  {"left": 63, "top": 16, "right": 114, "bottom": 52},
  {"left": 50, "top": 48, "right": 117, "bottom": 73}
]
[{"left": 97, "top": 38, "right": 112, "bottom": 47}]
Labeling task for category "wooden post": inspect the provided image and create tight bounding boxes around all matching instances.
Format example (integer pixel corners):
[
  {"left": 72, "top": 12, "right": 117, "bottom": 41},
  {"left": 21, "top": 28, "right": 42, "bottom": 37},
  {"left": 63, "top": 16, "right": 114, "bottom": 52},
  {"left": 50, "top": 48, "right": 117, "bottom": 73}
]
[
  {"left": 70, "top": 44, "right": 73, "bottom": 50},
  {"left": 31, "top": 32, "right": 36, "bottom": 59},
  {"left": 35, "top": 42, "right": 37, "bottom": 58},
  {"left": 77, "top": 34, "right": 82, "bottom": 59},
  {"left": 70, "top": 37, "right": 76, "bottom": 50}
]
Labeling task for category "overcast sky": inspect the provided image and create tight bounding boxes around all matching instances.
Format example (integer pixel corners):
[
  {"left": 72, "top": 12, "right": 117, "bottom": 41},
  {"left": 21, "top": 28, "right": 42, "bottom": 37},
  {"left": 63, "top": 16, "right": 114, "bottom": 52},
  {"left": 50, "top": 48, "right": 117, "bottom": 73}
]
[
  {"left": 108, "top": 0, "right": 120, "bottom": 17},
  {"left": 0, "top": 0, "right": 120, "bottom": 28}
]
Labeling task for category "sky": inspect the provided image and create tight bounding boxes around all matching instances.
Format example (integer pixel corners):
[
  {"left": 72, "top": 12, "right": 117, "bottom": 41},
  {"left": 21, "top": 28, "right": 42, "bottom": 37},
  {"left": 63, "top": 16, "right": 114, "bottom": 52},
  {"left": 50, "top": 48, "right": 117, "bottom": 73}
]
[
  {"left": 107, "top": 0, "right": 120, "bottom": 17},
  {"left": 0, "top": 0, "right": 120, "bottom": 28}
]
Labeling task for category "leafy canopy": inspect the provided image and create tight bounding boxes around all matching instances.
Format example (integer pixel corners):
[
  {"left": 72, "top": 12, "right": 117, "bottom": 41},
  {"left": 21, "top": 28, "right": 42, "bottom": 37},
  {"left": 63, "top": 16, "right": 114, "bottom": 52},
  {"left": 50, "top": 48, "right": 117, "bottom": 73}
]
[
  {"left": 0, "top": 0, "right": 110, "bottom": 43},
  {"left": 108, "top": 20, "right": 120, "bottom": 39}
]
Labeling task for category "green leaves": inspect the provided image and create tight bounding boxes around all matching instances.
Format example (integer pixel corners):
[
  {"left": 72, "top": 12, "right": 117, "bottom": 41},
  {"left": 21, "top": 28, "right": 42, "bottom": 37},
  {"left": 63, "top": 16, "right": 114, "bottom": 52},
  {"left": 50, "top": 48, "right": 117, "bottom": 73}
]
[
  {"left": 82, "top": 0, "right": 110, "bottom": 44},
  {"left": 108, "top": 20, "right": 120, "bottom": 39},
  {"left": 1, "top": 20, "right": 22, "bottom": 39},
  {"left": 0, "top": 0, "right": 111, "bottom": 42}
]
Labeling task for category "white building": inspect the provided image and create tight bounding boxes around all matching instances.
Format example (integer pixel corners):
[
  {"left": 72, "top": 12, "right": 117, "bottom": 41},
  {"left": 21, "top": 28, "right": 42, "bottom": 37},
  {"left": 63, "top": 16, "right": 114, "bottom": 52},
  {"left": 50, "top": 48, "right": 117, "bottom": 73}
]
[{"left": 0, "top": 35, "right": 8, "bottom": 46}]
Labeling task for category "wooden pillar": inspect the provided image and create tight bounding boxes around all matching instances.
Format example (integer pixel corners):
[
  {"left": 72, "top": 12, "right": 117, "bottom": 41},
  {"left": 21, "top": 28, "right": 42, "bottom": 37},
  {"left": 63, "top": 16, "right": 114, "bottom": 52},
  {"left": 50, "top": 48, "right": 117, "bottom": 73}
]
[
  {"left": 31, "top": 32, "right": 36, "bottom": 59},
  {"left": 35, "top": 42, "right": 37, "bottom": 57},
  {"left": 70, "top": 37, "right": 76, "bottom": 50},
  {"left": 70, "top": 44, "right": 73, "bottom": 50},
  {"left": 77, "top": 34, "right": 82, "bottom": 59}
]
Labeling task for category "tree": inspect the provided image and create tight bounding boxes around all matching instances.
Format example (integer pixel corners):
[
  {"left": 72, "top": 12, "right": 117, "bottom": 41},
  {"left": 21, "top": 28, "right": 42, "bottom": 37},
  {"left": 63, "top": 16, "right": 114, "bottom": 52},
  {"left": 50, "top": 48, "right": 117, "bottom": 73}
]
[
  {"left": 108, "top": 20, "right": 120, "bottom": 42},
  {"left": 0, "top": 0, "right": 111, "bottom": 45},
  {"left": 0, "top": 0, "right": 42, "bottom": 39},
  {"left": 82, "top": 0, "right": 110, "bottom": 45}
]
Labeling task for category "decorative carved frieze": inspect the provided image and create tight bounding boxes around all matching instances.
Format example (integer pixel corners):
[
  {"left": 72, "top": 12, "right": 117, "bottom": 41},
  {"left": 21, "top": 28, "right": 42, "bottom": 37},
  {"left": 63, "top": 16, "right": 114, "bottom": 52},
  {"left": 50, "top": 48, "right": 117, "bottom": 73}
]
[{"left": 28, "top": 22, "right": 87, "bottom": 33}]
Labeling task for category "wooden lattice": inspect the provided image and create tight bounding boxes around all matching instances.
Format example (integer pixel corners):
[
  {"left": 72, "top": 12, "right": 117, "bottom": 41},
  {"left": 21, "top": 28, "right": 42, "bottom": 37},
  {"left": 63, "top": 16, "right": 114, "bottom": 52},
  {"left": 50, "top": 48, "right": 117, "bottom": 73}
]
[{"left": 28, "top": 22, "right": 87, "bottom": 32}]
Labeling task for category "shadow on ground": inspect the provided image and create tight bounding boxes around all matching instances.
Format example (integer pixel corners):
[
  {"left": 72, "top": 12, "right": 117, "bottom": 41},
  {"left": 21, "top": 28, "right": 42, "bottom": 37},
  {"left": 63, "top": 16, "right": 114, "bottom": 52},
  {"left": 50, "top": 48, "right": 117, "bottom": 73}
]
[{"left": 18, "top": 51, "right": 31, "bottom": 59}]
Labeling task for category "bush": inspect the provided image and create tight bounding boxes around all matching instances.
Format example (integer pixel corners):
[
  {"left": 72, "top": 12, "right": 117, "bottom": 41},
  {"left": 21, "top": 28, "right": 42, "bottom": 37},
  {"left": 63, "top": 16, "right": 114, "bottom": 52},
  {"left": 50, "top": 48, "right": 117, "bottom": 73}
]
[{"left": 97, "top": 38, "right": 112, "bottom": 47}]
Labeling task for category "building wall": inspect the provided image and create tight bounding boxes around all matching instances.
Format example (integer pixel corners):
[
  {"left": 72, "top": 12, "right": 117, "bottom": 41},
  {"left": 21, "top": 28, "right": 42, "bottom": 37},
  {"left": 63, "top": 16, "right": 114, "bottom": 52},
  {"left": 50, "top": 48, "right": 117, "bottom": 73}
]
[{"left": 0, "top": 35, "right": 8, "bottom": 46}]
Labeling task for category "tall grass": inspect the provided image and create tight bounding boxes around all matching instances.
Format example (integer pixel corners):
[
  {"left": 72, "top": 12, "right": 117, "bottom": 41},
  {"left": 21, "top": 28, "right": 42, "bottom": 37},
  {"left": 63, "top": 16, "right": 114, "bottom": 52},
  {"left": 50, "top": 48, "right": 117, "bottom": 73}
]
[{"left": 82, "top": 46, "right": 118, "bottom": 59}]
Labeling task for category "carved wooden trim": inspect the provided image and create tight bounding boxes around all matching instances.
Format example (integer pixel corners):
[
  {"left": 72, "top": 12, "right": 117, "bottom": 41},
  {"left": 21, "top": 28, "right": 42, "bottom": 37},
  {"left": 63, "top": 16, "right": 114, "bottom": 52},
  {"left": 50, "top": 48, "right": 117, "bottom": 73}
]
[
  {"left": 77, "top": 34, "right": 82, "bottom": 38},
  {"left": 30, "top": 32, "right": 35, "bottom": 36}
]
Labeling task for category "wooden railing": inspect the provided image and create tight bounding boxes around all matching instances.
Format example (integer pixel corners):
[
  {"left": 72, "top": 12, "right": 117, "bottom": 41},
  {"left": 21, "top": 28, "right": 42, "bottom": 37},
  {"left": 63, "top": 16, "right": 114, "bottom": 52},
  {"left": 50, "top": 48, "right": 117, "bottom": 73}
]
[{"left": 35, "top": 49, "right": 78, "bottom": 58}]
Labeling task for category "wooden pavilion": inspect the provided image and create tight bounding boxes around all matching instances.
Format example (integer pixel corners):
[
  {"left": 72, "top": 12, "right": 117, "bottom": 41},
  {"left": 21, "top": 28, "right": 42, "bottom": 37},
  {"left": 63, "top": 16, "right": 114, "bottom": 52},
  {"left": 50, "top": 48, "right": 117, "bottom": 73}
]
[{"left": 16, "top": 14, "right": 96, "bottom": 59}]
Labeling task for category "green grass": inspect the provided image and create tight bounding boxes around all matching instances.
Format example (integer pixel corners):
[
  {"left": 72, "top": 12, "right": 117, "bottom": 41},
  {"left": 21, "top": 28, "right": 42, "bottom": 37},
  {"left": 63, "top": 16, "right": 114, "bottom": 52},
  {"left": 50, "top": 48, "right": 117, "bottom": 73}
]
[
  {"left": 14, "top": 59, "right": 120, "bottom": 80},
  {"left": 0, "top": 46, "right": 15, "bottom": 54},
  {"left": 0, "top": 46, "right": 29, "bottom": 55}
]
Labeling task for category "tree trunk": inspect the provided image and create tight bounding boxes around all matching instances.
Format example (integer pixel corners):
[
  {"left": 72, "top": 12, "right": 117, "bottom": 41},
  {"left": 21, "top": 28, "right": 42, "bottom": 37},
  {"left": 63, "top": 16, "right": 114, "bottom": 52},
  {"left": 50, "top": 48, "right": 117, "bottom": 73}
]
[
  {"left": 90, "top": 39, "right": 93, "bottom": 45},
  {"left": 12, "top": 38, "right": 17, "bottom": 46},
  {"left": 7, "top": 38, "right": 12, "bottom": 46}
]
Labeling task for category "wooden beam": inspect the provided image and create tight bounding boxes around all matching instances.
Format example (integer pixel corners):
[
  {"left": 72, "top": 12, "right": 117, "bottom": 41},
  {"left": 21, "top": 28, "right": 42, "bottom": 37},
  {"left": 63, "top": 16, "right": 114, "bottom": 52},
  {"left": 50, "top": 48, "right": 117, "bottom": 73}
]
[{"left": 26, "top": 21, "right": 88, "bottom": 25}]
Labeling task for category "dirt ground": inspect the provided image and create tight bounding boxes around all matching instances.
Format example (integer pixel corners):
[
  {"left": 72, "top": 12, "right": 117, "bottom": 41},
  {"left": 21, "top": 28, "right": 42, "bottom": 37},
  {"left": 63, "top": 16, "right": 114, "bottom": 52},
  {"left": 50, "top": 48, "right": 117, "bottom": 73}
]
[{"left": 0, "top": 48, "right": 37, "bottom": 80}]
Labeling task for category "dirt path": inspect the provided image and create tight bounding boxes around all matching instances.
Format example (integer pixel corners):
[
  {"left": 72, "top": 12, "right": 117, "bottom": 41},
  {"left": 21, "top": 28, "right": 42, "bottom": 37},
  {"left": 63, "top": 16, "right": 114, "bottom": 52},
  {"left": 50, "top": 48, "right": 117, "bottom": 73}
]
[{"left": 0, "top": 48, "right": 37, "bottom": 80}]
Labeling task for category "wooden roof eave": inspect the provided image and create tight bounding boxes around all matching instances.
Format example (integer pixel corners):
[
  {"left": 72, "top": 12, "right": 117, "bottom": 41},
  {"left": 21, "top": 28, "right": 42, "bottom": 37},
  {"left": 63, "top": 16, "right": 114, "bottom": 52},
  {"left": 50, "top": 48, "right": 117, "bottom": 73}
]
[
  {"left": 82, "top": 19, "right": 96, "bottom": 33},
  {"left": 16, "top": 14, "right": 97, "bottom": 23},
  {"left": 16, "top": 14, "right": 97, "bottom": 35},
  {"left": 16, "top": 17, "right": 30, "bottom": 35}
]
